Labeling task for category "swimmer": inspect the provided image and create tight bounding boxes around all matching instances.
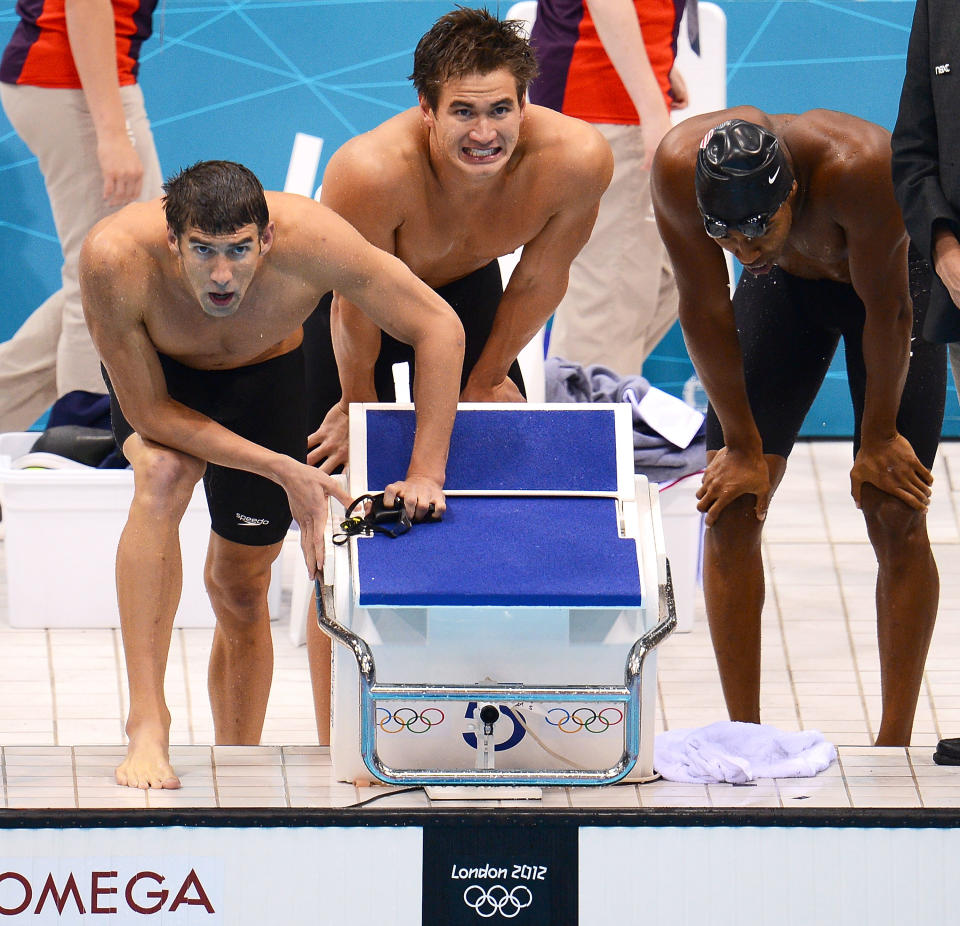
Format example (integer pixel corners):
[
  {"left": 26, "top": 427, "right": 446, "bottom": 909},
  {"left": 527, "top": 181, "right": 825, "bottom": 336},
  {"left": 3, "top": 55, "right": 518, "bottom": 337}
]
[
  {"left": 79, "top": 160, "right": 464, "bottom": 788},
  {"left": 301, "top": 7, "right": 613, "bottom": 742},
  {"left": 651, "top": 109, "right": 946, "bottom": 745}
]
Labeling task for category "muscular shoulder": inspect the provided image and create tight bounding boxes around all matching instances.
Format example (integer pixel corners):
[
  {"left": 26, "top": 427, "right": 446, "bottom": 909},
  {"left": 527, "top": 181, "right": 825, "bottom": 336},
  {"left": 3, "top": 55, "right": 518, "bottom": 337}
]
[
  {"left": 788, "top": 110, "right": 892, "bottom": 190},
  {"left": 263, "top": 191, "right": 366, "bottom": 275},
  {"left": 520, "top": 105, "right": 613, "bottom": 195},
  {"left": 80, "top": 202, "right": 165, "bottom": 313},
  {"left": 788, "top": 110, "right": 899, "bottom": 221},
  {"left": 320, "top": 110, "right": 422, "bottom": 225}
]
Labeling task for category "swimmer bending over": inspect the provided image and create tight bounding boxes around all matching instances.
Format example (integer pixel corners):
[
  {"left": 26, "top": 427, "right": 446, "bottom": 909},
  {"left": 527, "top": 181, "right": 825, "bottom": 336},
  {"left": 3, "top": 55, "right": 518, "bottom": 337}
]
[
  {"left": 80, "top": 160, "right": 464, "bottom": 788},
  {"left": 651, "top": 109, "right": 945, "bottom": 745},
  {"left": 301, "top": 7, "right": 613, "bottom": 745},
  {"left": 305, "top": 7, "right": 613, "bottom": 469}
]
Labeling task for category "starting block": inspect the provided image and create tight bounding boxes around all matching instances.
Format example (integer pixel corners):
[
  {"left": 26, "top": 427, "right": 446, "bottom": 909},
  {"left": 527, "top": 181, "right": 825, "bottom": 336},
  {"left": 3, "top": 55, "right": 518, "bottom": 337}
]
[{"left": 318, "top": 403, "right": 676, "bottom": 787}]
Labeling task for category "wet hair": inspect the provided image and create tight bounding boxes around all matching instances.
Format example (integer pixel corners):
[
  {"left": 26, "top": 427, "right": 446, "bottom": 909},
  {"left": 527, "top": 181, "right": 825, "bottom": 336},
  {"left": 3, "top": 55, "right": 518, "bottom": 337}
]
[
  {"left": 163, "top": 160, "right": 270, "bottom": 239},
  {"left": 410, "top": 6, "right": 539, "bottom": 110},
  {"left": 694, "top": 119, "right": 794, "bottom": 221}
]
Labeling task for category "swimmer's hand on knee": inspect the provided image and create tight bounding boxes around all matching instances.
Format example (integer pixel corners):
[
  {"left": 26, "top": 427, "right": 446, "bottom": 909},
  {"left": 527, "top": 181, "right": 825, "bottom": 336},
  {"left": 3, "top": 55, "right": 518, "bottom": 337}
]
[
  {"left": 384, "top": 477, "right": 445, "bottom": 523},
  {"left": 851, "top": 435, "right": 932, "bottom": 511},
  {"left": 308, "top": 403, "right": 349, "bottom": 472},
  {"left": 697, "top": 447, "right": 771, "bottom": 526}
]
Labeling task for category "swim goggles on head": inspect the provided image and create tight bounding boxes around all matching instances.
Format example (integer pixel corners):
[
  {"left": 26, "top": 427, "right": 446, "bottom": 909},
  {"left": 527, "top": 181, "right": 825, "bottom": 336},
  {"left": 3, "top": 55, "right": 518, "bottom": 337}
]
[{"left": 701, "top": 210, "right": 777, "bottom": 240}]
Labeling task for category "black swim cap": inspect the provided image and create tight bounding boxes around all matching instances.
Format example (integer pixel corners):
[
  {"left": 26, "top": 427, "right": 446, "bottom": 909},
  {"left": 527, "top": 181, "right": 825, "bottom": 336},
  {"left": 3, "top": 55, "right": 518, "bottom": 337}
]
[{"left": 695, "top": 119, "right": 794, "bottom": 222}]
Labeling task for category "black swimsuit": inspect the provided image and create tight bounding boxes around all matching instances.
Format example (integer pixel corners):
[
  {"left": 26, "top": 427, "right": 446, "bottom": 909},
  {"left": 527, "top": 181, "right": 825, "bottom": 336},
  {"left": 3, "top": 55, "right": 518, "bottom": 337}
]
[
  {"left": 705, "top": 248, "right": 945, "bottom": 467},
  {"left": 302, "top": 259, "right": 525, "bottom": 432},
  {"left": 104, "top": 348, "right": 306, "bottom": 545}
]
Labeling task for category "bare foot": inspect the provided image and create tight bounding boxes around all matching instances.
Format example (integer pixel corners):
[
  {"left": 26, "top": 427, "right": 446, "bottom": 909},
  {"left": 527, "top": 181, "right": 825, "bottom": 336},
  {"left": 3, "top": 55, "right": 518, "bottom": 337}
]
[{"left": 115, "top": 736, "right": 181, "bottom": 789}]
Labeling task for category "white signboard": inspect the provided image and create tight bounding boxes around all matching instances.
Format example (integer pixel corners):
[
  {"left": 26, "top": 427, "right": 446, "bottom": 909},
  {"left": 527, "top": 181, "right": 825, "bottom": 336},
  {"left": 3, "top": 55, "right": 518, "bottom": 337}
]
[
  {"left": 0, "top": 827, "right": 421, "bottom": 925},
  {"left": 580, "top": 825, "right": 960, "bottom": 925}
]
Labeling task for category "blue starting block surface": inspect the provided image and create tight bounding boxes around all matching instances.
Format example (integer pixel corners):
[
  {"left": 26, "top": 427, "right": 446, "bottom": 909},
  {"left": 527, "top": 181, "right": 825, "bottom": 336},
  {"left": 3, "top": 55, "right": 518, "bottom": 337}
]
[
  {"left": 363, "top": 407, "right": 620, "bottom": 494},
  {"left": 354, "top": 495, "right": 644, "bottom": 608}
]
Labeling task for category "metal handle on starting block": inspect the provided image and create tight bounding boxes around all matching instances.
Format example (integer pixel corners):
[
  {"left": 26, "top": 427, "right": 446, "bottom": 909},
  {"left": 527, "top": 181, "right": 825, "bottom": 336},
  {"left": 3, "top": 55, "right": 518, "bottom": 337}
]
[{"left": 314, "top": 563, "right": 677, "bottom": 787}]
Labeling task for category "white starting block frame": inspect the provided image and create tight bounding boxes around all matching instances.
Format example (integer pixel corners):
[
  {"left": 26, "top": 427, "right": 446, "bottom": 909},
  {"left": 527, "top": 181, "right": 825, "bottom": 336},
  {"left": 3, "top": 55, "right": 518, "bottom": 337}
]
[{"left": 319, "top": 403, "right": 676, "bottom": 787}]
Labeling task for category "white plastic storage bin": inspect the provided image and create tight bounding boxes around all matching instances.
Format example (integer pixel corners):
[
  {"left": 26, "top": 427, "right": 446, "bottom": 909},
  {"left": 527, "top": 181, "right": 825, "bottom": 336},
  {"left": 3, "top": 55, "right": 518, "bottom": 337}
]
[
  {"left": 0, "top": 432, "right": 281, "bottom": 629},
  {"left": 657, "top": 473, "right": 704, "bottom": 632}
]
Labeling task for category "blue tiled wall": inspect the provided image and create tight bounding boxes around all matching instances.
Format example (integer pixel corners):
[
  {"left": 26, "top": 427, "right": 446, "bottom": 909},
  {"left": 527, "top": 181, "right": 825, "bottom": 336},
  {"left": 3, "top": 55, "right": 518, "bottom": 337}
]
[{"left": 2, "top": 0, "right": 953, "bottom": 434}]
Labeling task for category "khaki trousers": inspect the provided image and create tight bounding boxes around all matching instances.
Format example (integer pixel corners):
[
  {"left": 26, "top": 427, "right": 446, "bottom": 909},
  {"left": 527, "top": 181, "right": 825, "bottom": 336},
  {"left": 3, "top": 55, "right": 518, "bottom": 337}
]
[
  {"left": 546, "top": 123, "right": 678, "bottom": 377},
  {"left": 0, "top": 82, "right": 162, "bottom": 430}
]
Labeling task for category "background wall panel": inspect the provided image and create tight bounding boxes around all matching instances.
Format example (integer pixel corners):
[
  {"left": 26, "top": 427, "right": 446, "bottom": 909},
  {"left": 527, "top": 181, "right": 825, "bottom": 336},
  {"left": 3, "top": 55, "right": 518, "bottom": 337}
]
[{"left": 2, "top": 0, "right": 953, "bottom": 434}]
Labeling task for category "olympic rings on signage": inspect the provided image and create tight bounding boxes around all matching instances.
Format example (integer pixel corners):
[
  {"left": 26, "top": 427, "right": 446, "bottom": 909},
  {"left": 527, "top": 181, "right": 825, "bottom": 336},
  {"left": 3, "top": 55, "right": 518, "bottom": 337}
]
[
  {"left": 376, "top": 707, "right": 445, "bottom": 733},
  {"left": 462, "top": 885, "right": 533, "bottom": 919},
  {"left": 544, "top": 706, "right": 624, "bottom": 733}
]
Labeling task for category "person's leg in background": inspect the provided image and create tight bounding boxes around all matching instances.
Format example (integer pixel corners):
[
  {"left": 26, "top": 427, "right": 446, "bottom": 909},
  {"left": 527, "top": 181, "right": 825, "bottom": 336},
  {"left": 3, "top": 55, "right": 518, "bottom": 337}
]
[
  {"left": 545, "top": 123, "right": 677, "bottom": 377},
  {"left": 0, "top": 290, "right": 63, "bottom": 431},
  {"left": 57, "top": 83, "right": 163, "bottom": 397},
  {"left": 0, "top": 82, "right": 162, "bottom": 429}
]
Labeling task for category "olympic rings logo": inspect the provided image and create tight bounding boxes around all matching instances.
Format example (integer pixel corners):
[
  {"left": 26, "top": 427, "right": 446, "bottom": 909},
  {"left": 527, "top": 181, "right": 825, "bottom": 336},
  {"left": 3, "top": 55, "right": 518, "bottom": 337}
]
[
  {"left": 376, "top": 707, "right": 445, "bottom": 733},
  {"left": 545, "top": 707, "right": 623, "bottom": 734},
  {"left": 463, "top": 885, "right": 533, "bottom": 919}
]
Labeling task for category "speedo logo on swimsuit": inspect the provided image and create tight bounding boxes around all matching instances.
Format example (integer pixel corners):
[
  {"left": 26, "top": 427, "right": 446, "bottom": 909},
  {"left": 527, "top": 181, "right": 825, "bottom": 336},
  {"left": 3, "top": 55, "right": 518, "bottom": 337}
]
[
  {"left": 236, "top": 512, "right": 270, "bottom": 527},
  {"left": 935, "top": 63, "right": 951, "bottom": 75}
]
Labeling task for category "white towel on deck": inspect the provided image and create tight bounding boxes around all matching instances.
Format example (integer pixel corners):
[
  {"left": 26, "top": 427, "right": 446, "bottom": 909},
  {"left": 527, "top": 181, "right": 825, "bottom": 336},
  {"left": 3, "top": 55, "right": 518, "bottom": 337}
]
[{"left": 654, "top": 721, "right": 837, "bottom": 783}]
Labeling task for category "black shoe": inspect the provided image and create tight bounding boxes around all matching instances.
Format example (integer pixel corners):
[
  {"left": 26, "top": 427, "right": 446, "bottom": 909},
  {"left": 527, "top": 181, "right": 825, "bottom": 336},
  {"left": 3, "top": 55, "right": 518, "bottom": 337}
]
[{"left": 933, "top": 738, "right": 960, "bottom": 765}]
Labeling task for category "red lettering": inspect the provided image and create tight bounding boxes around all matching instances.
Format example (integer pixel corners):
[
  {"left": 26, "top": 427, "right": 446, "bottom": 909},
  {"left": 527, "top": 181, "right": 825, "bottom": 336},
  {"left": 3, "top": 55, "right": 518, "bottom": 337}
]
[
  {"left": 34, "top": 873, "right": 84, "bottom": 915},
  {"left": 0, "top": 872, "right": 30, "bottom": 916},
  {"left": 169, "top": 870, "right": 214, "bottom": 913},
  {"left": 126, "top": 871, "right": 166, "bottom": 915},
  {"left": 91, "top": 871, "right": 118, "bottom": 914}
]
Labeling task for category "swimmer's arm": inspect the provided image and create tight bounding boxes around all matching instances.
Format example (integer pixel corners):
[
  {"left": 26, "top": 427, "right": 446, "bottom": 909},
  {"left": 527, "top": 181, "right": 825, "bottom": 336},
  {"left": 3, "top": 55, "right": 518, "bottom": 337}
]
[
  {"left": 673, "top": 245, "right": 770, "bottom": 522},
  {"left": 66, "top": 0, "right": 143, "bottom": 207},
  {"left": 95, "top": 322, "right": 297, "bottom": 479},
  {"left": 462, "top": 135, "right": 613, "bottom": 401},
  {"left": 844, "top": 168, "right": 914, "bottom": 446},
  {"left": 310, "top": 209, "right": 465, "bottom": 515},
  {"left": 652, "top": 143, "right": 771, "bottom": 522},
  {"left": 320, "top": 158, "right": 390, "bottom": 406},
  {"left": 651, "top": 141, "right": 762, "bottom": 456},
  {"left": 843, "top": 172, "right": 932, "bottom": 509},
  {"left": 306, "top": 292, "right": 382, "bottom": 471},
  {"left": 850, "top": 260, "right": 911, "bottom": 449},
  {"left": 330, "top": 294, "right": 381, "bottom": 408},
  {"left": 309, "top": 147, "right": 396, "bottom": 447}
]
